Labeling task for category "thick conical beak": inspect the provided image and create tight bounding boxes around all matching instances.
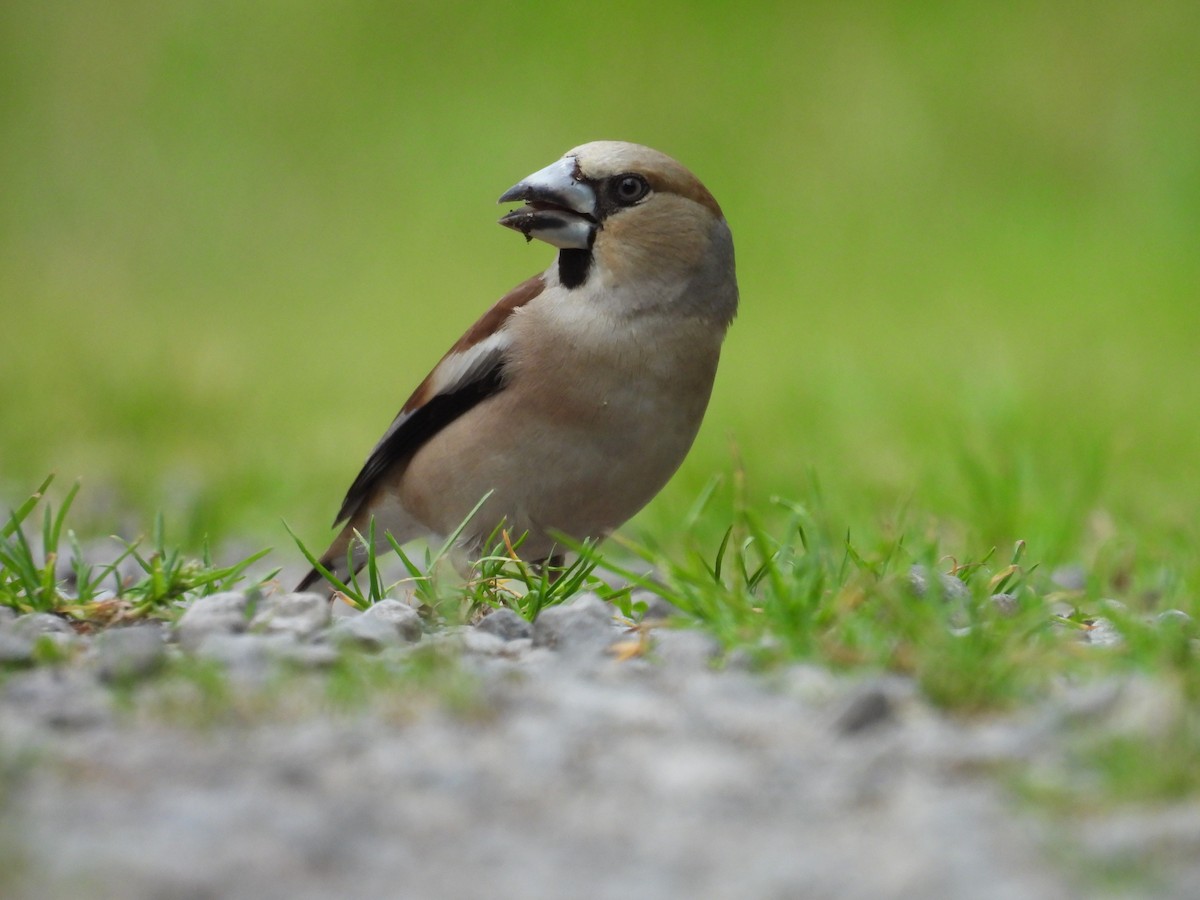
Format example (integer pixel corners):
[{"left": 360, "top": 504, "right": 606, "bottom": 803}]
[{"left": 498, "top": 156, "right": 597, "bottom": 250}]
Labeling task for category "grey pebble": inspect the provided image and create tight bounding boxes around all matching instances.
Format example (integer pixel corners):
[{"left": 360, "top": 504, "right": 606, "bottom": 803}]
[
  {"left": 194, "top": 632, "right": 298, "bottom": 672},
  {"left": 1078, "top": 803, "right": 1200, "bottom": 863},
  {"left": 175, "top": 591, "right": 250, "bottom": 651},
  {"left": 834, "top": 682, "right": 903, "bottom": 736},
  {"left": 1157, "top": 608, "right": 1192, "bottom": 629},
  {"left": 474, "top": 608, "right": 531, "bottom": 641},
  {"left": 1099, "top": 598, "right": 1128, "bottom": 614},
  {"left": 835, "top": 689, "right": 893, "bottom": 736},
  {"left": 1042, "top": 678, "right": 1124, "bottom": 728},
  {"left": 908, "top": 565, "right": 969, "bottom": 602},
  {"left": 532, "top": 594, "right": 620, "bottom": 654},
  {"left": 779, "top": 663, "right": 844, "bottom": 704},
  {"left": 330, "top": 595, "right": 364, "bottom": 619},
  {"left": 8, "top": 613, "right": 82, "bottom": 657},
  {"left": 1049, "top": 600, "right": 1078, "bottom": 619},
  {"left": 0, "top": 605, "right": 17, "bottom": 626},
  {"left": 93, "top": 624, "right": 168, "bottom": 682},
  {"left": 196, "top": 629, "right": 339, "bottom": 670},
  {"left": 332, "top": 615, "right": 400, "bottom": 652},
  {"left": 1051, "top": 564, "right": 1087, "bottom": 591},
  {"left": 460, "top": 629, "right": 508, "bottom": 656},
  {"left": 250, "top": 591, "right": 331, "bottom": 640},
  {"left": 1100, "top": 675, "right": 1183, "bottom": 739},
  {"left": 331, "top": 599, "right": 422, "bottom": 651},
  {"left": 503, "top": 637, "right": 533, "bottom": 657},
  {"left": 361, "top": 598, "right": 423, "bottom": 641},
  {"left": 1043, "top": 675, "right": 1185, "bottom": 743},
  {"left": 272, "top": 641, "right": 342, "bottom": 669},
  {"left": 12, "top": 612, "right": 76, "bottom": 639},
  {"left": 3, "top": 668, "right": 111, "bottom": 729},
  {"left": 650, "top": 627, "right": 721, "bottom": 670},
  {"left": 990, "top": 592, "right": 1020, "bottom": 616},
  {"left": 0, "top": 630, "right": 35, "bottom": 666},
  {"left": 634, "top": 590, "right": 681, "bottom": 622},
  {"left": 1083, "top": 617, "right": 1123, "bottom": 648}
]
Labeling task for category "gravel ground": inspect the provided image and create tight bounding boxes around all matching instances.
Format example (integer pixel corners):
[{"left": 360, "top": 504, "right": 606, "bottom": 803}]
[{"left": 2, "top": 590, "right": 1199, "bottom": 899}]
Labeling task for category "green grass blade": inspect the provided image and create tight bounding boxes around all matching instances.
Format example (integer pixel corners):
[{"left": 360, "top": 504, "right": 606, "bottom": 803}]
[
  {"left": 2, "top": 474, "right": 55, "bottom": 540},
  {"left": 44, "top": 478, "right": 80, "bottom": 559},
  {"left": 284, "top": 521, "right": 360, "bottom": 602},
  {"left": 430, "top": 489, "right": 494, "bottom": 562},
  {"left": 365, "top": 518, "right": 383, "bottom": 602}
]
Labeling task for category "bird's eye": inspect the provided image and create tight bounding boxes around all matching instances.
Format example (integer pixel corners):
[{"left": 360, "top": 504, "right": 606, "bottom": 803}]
[{"left": 612, "top": 174, "right": 650, "bottom": 205}]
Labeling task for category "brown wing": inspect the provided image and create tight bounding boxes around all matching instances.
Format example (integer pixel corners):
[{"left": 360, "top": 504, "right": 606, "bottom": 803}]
[{"left": 332, "top": 274, "right": 545, "bottom": 525}]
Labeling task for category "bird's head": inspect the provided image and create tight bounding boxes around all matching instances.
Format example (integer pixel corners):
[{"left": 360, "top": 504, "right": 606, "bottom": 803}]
[{"left": 499, "top": 141, "right": 736, "bottom": 320}]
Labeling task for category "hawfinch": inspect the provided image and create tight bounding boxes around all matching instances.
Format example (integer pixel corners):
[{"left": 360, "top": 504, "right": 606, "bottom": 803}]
[{"left": 297, "top": 141, "right": 738, "bottom": 593}]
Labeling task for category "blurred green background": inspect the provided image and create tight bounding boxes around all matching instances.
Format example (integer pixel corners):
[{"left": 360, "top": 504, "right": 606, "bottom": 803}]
[{"left": 2, "top": 1, "right": 1198, "bottom": 566}]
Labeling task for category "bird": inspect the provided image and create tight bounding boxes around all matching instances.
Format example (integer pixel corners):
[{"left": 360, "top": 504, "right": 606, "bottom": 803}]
[{"left": 296, "top": 140, "right": 738, "bottom": 594}]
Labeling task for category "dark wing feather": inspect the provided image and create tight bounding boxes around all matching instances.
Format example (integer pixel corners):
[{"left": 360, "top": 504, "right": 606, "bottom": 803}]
[
  {"left": 333, "top": 350, "right": 506, "bottom": 524},
  {"left": 331, "top": 274, "right": 546, "bottom": 526}
]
